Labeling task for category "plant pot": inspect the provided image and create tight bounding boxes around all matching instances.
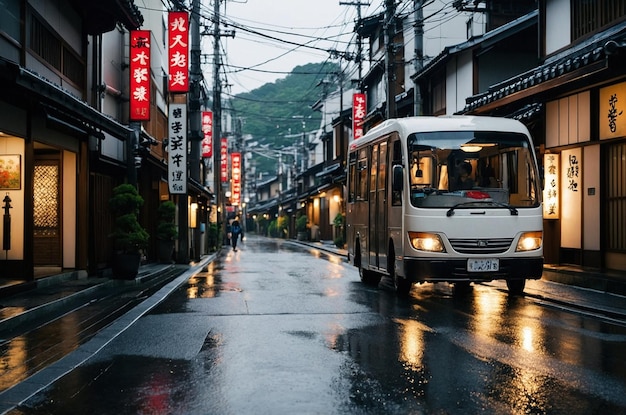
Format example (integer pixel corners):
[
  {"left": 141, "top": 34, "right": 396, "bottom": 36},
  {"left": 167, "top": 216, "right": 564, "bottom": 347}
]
[
  {"left": 111, "top": 252, "right": 141, "bottom": 279},
  {"left": 297, "top": 231, "right": 308, "bottom": 241},
  {"left": 158, "top": 239, "right": 175, "bottom": 263}
]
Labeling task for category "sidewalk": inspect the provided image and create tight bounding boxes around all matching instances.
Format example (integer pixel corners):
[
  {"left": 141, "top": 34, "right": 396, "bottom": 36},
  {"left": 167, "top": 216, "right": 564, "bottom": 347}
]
[
  {"left": 0, "top": 255, "right": 216, "bottom": 413},
  {"left": 0, "top": 262, "right": 185, "bottom": 334}
]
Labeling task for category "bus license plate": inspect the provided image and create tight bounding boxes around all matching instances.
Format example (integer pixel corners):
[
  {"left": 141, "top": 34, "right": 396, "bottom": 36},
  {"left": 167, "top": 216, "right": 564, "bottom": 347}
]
[{"left": 467, "top": 258, "right": 499, "bottom": 272}]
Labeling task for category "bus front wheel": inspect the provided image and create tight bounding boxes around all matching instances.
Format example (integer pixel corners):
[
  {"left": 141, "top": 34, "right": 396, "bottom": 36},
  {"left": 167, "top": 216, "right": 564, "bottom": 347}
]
[
  {"left": 506, "top": 279, "right": 526, "bottom": 295},
  {"left": 389, "top": 250, "right": 411, "bottom": 298}
]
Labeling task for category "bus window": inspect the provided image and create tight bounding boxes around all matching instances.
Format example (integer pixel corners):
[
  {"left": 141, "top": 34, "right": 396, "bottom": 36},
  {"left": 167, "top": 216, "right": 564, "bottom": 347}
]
[
  {"left": 407, "top": 131, "right": 540, "bottom": 209},
  {"left": 348, "top": 152, "right": 357, "bottom": 203},
  {"left": 391, "top": 139, "right": 402, "bottom": 206},
  {"left": 356, "top": 148, "right": 368, "bottom": 201}
]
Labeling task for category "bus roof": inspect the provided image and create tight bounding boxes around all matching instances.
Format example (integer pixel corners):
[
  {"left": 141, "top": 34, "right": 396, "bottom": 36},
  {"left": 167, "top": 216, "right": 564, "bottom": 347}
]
[{"left": 349, "top": 115, "right": 531, "bottom": 151}]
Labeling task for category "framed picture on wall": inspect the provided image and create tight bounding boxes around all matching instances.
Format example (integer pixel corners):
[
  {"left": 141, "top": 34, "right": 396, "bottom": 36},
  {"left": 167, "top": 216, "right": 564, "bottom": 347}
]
[{"left": 0, "top": 155, "right": 21, "bottom": 190}]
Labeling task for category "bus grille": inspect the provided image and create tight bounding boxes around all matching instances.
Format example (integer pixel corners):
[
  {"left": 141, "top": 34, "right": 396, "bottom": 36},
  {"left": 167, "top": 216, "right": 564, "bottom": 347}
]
[{"left": 449, "top": 238, "right": 513, "bottom": 254}]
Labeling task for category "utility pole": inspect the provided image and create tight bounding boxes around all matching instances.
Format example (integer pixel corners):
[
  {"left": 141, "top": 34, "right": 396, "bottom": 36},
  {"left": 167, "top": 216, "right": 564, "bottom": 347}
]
[
  {"left": 212, "top": 0, "right": 223, "bottom": 245},
  {"left": 414, "top": 0, "right": 424, "bottom": 116},
  {"left": 188, "top": 0, "right": 201, "bottom": 260},
  {"left": 384, "top": 0, "right": 396, "bottom": 119},
  {"left": 339, "top": 1, "right": 370, "bottom": 90}
]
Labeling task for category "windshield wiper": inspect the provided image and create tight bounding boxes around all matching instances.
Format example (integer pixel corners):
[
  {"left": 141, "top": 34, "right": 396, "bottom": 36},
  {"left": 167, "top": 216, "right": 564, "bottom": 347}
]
[{"left": 446, "top": 201, "right": 518, "bottom": 217}]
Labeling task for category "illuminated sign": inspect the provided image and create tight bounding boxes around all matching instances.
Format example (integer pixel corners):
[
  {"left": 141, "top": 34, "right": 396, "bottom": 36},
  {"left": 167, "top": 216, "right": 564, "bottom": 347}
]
[
  {"left": 352, "top": 93, "right": 366, "bottom": 140},
  {"left": 600, "top": 82, "right": 626, "bottom": 140},
  {"left": 168, "top": 11, "right": 189, "bottom": 93},
  {"left": 543, "top": 153, "right": 559, "bottom": 219},
  {"left": 231, "top": 153, "right": 241, "bottom": 206},
  {"left": 220, "top": 138, "right": 228, "bottom": 183},
  {"left": 129, "top": 30, "right": 150, "bottom": 121},
  {"left": 561, "top": 148, "right": 582, "bottom": 249},
  {"left": 168, "top": 104, "right": 187, "bottom": 194},
  {"left": 201, "top": 111, "right": 213, "bottom": 158}
]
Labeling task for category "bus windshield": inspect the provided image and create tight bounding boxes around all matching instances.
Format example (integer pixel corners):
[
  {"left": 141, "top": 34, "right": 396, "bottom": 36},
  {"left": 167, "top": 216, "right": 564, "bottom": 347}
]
[{"left": 407, "top": 131, "right": 540, "bottom": 209}]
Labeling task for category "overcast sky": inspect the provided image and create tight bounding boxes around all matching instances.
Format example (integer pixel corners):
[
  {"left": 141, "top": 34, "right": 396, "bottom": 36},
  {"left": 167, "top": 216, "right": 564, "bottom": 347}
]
[{"left": 205, "top": 0, "right": 381, "bottom": 95}]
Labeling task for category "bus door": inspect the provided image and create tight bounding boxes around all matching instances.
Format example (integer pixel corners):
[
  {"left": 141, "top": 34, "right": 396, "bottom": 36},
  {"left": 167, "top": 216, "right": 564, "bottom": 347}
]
[{"left": 368, "top": 141, "right": 388, "bottom": 270}]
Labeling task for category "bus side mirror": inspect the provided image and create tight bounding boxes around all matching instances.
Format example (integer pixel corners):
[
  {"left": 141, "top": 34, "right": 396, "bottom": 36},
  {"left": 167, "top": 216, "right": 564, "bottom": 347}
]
[{"left": 392, "top": 164, "right": 403, "bottom": 192}]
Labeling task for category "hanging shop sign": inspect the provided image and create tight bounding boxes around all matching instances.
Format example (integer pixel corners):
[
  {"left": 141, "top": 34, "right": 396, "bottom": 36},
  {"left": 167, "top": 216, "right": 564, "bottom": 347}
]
[
  {"left": 168, "top": 11, "right": 189, "bottom": 93},
  {"left": 542, "top": 153, "right": 559, "bottom": 219},
  {"left": 129, "top": 30, "right": 151, "bottom": 121},
  {"left": 220, "top": 138, "right": 228, "bottom": 183},
  {"left": 201, "top": 111, "right": 213, "bottom": 158},
  {"left": 168, "top": 104, "right": 187, "bottom": 194},
  {"left": 231, "top": 152, "right": 241, "bottom": 206},
  {"left": 352, "top": 93, "right": 366, "bottom": 140},
  {"left": 599, "top": 82, "right": 626, "bottom": 140},
  {"left": 561, "top": 148, "right": 582, "bottom": 249}
]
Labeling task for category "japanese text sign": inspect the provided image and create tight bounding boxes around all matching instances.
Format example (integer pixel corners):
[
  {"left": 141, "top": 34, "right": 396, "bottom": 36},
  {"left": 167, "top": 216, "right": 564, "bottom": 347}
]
[
  {"left": 220, "top": 138, "right": 228, "bottom": 183},
  {"left": 600, "top": 82, "right": 626, "bottom": 139},
  {"left": 168, "top": 104, "right": 187, "bottom": 194},
  {"left": 231, "top": 152, "right": 241, "bottom": 206},
  {"left": 168, "top": 11, "right": 189, "bottom": 93},
  {"left": 201, "top": 111, "right": 213, "bottom": 158},
  {"left": 352, "top": 93, "right": 366, "bottom": 140},
  {"left": 542, "top": 153, "right": 559, "bottom": 219},
  {"left": 129, "top": 30, "right": 151, "bottom": 121}
]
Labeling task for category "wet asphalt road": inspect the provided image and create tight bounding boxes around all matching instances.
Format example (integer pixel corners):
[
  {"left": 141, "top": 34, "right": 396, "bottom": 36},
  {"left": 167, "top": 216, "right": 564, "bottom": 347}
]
[{"left": 7, "top": 235, "right": 626, "bottom": 414}]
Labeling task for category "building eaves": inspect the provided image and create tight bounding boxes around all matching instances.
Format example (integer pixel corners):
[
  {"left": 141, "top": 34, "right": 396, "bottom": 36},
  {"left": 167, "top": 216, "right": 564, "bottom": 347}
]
[
  {"left": 356, "top": 12, "right": 384, "bottom": 38},
  {"left": 462, "top": 21, "right": 626, "bottom": 114},
  {"left": 0, "top": 57, "right": 132, "bottom": 140},
  {"left": 256, "top": 176, "right": 278, "bottom": 189},
  {"left": 70, "top": 0, "right": 144, "bottom": 35}
]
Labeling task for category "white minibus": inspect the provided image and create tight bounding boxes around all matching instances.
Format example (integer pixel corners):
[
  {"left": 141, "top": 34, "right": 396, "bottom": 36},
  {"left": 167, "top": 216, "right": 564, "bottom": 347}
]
[{"left": 346, "top": 116, "right": 543, "bottom": 296}]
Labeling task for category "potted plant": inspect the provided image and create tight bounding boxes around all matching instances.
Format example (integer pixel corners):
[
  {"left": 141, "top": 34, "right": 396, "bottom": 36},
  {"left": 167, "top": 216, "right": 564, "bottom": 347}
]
[
  {"left": 108, "top": 183, "right": 149, "bottom": 278},
  {"left": 156, "top": 200, "right": 177, "bottom": 263},
  {"left": 333, "top": 212, "right": 345, "bottom": 248},
  {"left": 296, "top": 214, "right": 308, "bottom": 241}
]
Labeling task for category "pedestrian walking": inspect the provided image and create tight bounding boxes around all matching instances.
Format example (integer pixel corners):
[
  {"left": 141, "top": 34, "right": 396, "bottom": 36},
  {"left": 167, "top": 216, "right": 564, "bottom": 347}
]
[{"left": 230, "top": 218, "right": 242, "bottom": 251}]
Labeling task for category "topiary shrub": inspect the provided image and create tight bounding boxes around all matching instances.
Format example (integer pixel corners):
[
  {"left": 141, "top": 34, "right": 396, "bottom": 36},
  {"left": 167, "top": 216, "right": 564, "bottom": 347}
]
[{"left": 109, "top": 183, "right": 149, "bottom": 254}]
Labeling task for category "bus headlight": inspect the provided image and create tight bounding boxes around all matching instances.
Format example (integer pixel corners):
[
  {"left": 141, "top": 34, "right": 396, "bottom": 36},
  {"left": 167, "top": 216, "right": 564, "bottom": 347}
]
[
  {"left": 516, "top": 231, "right": 542, "bottom": 252},
  {"left": 408, "top": 232, "right": 445, "bottom": 252}
]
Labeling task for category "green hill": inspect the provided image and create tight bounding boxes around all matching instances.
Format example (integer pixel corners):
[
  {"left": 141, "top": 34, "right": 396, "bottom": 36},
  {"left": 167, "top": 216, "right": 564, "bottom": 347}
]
[{"left": 229, "top": 61, "right": 340, "bottom": 175}]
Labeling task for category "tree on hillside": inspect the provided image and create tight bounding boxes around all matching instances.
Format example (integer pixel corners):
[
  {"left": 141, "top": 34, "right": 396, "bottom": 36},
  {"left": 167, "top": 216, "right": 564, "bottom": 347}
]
[{"left": 230, "top": 62, "right": 340, "bottom": 165}]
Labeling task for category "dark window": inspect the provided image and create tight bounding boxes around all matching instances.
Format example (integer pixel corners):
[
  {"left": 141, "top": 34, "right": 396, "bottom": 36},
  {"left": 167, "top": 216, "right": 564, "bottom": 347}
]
[
  {"left": 29, "top": 11, "right": 85, "bottom": 89},
  {"left": 571, "top": 0, "right": 626, "bottom": 41},
  {"left": 0, "top": 0, "right": 20, "bottom": 41}
]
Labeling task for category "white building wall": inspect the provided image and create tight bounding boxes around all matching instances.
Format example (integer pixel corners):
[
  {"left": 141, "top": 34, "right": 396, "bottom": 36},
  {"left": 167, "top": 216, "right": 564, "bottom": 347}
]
[
  {"left": 422, "top": 1, "right": 475, "bottom": 63},
  {"left": 446, "top": 51, "right": 473, "bottom": 114},
  {"left": 545, "top": 0, "right": 571, "bottom": 55}
]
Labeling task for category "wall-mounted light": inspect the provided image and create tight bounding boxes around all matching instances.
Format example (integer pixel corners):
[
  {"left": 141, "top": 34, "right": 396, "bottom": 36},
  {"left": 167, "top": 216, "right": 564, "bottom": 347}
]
[{"left": 190, "top": 202, "right": 198, "bottom": 228}]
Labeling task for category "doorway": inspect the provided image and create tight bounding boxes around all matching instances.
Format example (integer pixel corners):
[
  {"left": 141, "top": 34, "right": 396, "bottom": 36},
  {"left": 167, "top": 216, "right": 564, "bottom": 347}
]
[{"left": 33, "top": 153, "right": 62, "bottom": 268}]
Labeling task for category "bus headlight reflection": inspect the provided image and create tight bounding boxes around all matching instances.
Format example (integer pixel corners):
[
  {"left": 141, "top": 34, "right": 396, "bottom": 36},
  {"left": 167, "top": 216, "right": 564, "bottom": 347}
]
[
  {"left": 408, "top": 232, "right": 445, "bottom": 252},
  {"left": 516, "top": 231, "right": 542, "bottom": 252}
]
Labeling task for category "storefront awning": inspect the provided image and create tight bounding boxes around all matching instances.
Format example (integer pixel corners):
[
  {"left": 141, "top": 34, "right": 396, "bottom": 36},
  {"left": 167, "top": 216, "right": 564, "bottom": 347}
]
[
  {"left": 247, "top": 198, "right": 279, "bottom": 215},
  {"left": 0, "top": 57, "right": 133, "bottom": 140}
]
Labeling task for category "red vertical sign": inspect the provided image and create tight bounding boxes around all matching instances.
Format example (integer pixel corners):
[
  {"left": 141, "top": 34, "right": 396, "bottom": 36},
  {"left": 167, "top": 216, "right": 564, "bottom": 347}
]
[
  {"left": 129, "top": 30, "right": 151, "bottom": 121},
  {"left": 352, "top": 93, "right": 366, "bottom": 140},
  {"left": 168, "top": 11, "right": 189, "bottom": 93},
  {"left": 201, "top": 111, "right": 213, "bottom": 158},
  {"left": 220, "top": 138, "right": 228, "bottom": 183},
  {"left": 231, "top": 153, "right": 241, "bottom": 206}
]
